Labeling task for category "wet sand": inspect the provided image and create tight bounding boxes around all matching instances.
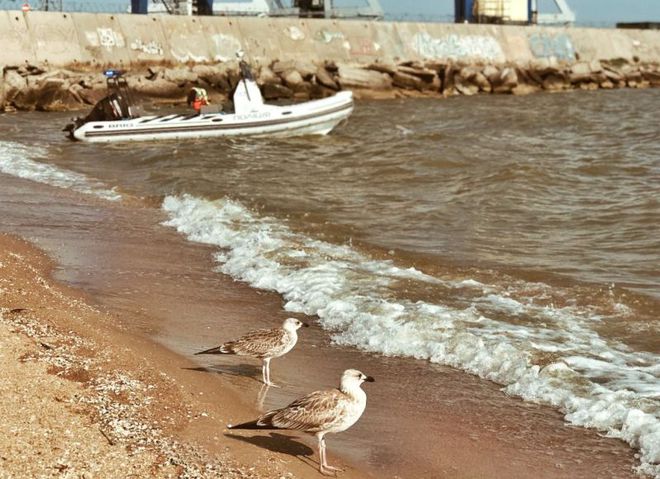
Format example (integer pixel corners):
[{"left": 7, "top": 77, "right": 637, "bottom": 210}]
[
  {"left": 0, "top": 172, "right": 644, "bottom": 478},
  {"left": 0, "top": 235, "right": 277, "bottom": 478}
]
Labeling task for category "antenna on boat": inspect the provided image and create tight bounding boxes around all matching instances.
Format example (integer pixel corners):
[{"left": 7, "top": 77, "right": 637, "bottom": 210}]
[{"left": 236, "top": 49, "right": 253, "bottom": 102}]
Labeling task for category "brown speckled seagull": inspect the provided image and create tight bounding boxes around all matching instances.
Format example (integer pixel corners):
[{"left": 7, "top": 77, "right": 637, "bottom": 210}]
[
  {"left": 228, "top": 369, "right": 375, "bottom": 476},
  {"left": 195, "top": 317, "right": 308, "bottom": 386}
]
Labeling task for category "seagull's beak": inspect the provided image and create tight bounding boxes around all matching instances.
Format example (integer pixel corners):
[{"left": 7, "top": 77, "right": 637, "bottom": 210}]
[
  {"left": 302, "top": 322, "right": 310, "bottom": 327},
  {"left": 364, "top": 376, "right": 375, "bottom": 383}
]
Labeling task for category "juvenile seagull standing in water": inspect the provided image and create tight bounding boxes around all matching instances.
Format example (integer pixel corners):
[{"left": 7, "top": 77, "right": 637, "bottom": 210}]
[
  {"left": 229, "top": 369, "right": 375, "bottom": 476},
  {"left": 195, "top": 317, "right": 308, "bottom": 386}
]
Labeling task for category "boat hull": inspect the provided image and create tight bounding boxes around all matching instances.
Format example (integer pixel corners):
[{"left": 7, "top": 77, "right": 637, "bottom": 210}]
[{"left": 71, "top": 91, "right": 353, "bottom": 143}]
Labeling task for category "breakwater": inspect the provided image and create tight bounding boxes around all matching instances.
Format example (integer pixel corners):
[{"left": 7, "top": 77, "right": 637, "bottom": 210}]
[{"left": 1, "top": 10, "right": 659, "bottom": 111}]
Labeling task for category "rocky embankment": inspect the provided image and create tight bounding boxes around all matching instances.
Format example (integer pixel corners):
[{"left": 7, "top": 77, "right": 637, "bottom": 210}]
[{"left": 1, "top": 57, "right": 659, "bottom": 112}]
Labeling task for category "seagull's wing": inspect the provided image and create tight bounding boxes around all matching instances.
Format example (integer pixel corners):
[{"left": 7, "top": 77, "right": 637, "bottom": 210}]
[
  {"left": 259, "top": 389, "right": 346, "bottom": 431},
  {"left": 226, "top": 327, "right": 287, "bottom": 358}
]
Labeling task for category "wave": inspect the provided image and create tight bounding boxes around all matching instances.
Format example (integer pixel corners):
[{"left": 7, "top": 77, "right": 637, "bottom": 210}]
[
  {"left": 162, "top": 194, "right": 659, "bottom": 477},
  {"left": 0, "top": 141, "right": 121, "bottom": 201}
]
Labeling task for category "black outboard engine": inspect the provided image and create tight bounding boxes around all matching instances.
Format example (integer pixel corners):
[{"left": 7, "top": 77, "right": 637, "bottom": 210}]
[{"left": 64, "top": 70, "right": 136, "bottom": 139}]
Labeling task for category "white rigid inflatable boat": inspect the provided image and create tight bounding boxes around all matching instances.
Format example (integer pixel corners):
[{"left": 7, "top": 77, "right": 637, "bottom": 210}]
[{"left": 65, "top": 61, "right": 353, "bottom": 143}]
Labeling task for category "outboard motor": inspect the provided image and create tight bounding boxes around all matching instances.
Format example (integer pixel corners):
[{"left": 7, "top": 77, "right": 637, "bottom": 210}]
[{"left": 64, "top": 70, "right": 136, "bottom": 139}]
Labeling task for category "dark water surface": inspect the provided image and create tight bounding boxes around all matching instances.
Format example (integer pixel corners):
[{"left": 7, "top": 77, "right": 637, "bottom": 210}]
[
  {"left": 10, "top": 89, "right": 660, "bottom": 298},
  {"left": 1, "top": 88, "right": 658, "bottom": 477}
]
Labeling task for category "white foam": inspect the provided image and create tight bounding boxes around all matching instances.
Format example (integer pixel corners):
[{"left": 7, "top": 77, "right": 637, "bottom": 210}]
[
  {"left": 163, "top": 194, "right": 660, "bottom": 477},
  {"left": 0, "top": 141, "right": 121, "bottom": 201}
]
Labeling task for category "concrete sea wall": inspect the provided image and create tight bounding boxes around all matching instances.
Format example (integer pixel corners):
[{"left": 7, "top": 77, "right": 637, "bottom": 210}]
[{"left": 1, "top": 10, "right": 659, "bottom": 111}]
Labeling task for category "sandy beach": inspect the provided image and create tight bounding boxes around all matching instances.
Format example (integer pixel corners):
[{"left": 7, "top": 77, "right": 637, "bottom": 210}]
[
  {"left": 0, "top": 230, "right": 386, "bottom": 479},
  {"left": 0, "top": 234, "right": 290, "bottom": 478}
]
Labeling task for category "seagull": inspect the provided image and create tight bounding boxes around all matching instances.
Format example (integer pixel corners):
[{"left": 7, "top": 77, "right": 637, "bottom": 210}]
[
  {"left": 195, "top": 317, "right": 308, "bottom": 386},
  {"left": 228, "top": 369, "right": 375, "bottom": 476}
]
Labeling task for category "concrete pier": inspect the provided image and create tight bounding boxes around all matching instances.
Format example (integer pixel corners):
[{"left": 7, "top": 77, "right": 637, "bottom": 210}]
[{"left": 1, "top": 10, "right": 659, "bottom": 111}]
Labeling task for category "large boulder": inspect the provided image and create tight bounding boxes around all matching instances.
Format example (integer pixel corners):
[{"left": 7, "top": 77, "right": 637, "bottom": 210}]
[
  {"left": 397, "top": 65, "right": 437, "bottom": 83},
  {"left": 77, "top": 72, "right": 107, "bottom": 90},
  {"left": 337, "top": 65, "right": 392, "bottom": 90},
  {"left": 578, "top": 82, "right": 599, "bottom": 91},
  {"left": 621, "top": 65, "right": 642, "bottom": 83},
  {"left": 33, "top": 78, "right": 80, "bottom": 111},
  {"left": 309, "top": 84, "right": 337, "bottom": 99},
  {"left": 602, "top": 67, "right": 623, "bottom": 83},
  {"left": 3, "top": 69, "right": 27, "bottom": 98},
  {"left": 257, "top": 66, "right": 280, "bottom": 86},
  {"left": 262, "top": 82, "right": 293, "bottom": 100},
  {"left": 77, "top": 87, "right": 107, "bottom": 105},
  {"left": 163, "top": 67, "right": 198, "bottom": 87},
  {"left": 453, "top": 67, "right": 480, "bottom": 95},
  {"left": 282, "top": 69, "right": 304, "bottom": 88},
  {"left": 542, "top": 73, "right": 566, "bottom": 91},
  {"left": 454, "top": 79, "right": 478, "bottom": 96},
  {"left": 492, "top": 67, "right": 518, "bottom": 94},
  {"left": 482, "top": 65, "right": 500, "bottom": 85},
  {"left": 293, "top": 60, "right": 317, "bottom": 80},
  {"left": 366, "top": 63, "right": 397, "bottom": 76},
  {"left": 569, "top": 62, "right": 592, "bottom": 83},
  {"left": 423, "top": 61, "right": 447, "bottom": 74},
  {"left": 272, "top": 60, "right": 316, "bottom": 81},
  {"left": 472, "top": 71, "right": 491, "bottom": 92},
  {"left": 642, "top": 67, "right": 660, "bottom": 86},
  {"left": 589, "top": 60, "right": 603, "bottom": 73},
  {"left": 512, "top": 83, "right": 540, "bottom": 96},
  {"left": 130, "top": 77, "right": 182, "bottom": 98},
  {"left": 192, "top": 64, "right": 227, "bottom": 87},
  {"left": 16, "top": 64, "right": 46, "bottom": 77},
  {"left": 3, "top": 69, "right": 31, "bottom": 108},
  {"left": 392, "top": 71, "right": 425, "bottom": 90},
  {"left": 215, "top": 61, "right": 240, "bottom": 91},
  {"left": 292, "top": 81, "right": 313, "bottom": 100},
  {"left": 315, "top": 67, "right": 338, "bottom": 90},
  {"left": 441, "top": 64, "right": 458, "bottom": 96},
  {"left": 271, "top": 59, "right": 296, "bottom": 74}
]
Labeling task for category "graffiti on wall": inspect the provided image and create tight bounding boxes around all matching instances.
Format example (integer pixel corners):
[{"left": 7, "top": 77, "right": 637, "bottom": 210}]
[
  {"left": 347, "top": 37, "right": 380, "bottom": 57},
  {"left": 315, "top": 29, "right": 345, "bottom": 44},
  {"left": 130, "top": 39, "right": 164, "bottom": 56},
  {"left": 529, "top": 33, "right": 575, "bottom": 61},
  {"left": 314, "top": 29, "right": 351, "bottom": 53},
  {"left": 170, "top": 48, "right": 208, "bottom": 63},
  {"left": 286, "top": 26, "right": 305, "bottom": 41},
  {"left": 313, "top": 29, "right": 379, "bottom": 57},
  {"left": 412, "top": 32, "right": 503, "bottom": 61},
  {"left": 97, "top": 28, "right": 125, "bottom": 49},
  {"left": 84, "top": 28, "right": 125, "bottom": 50},
  {"left": 211, "top": 33, "right": 242, "bottom": 62}
]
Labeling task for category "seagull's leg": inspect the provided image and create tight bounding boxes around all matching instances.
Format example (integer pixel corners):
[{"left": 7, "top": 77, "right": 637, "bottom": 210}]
[
  {"left": 318, "top": 433, "right": 334, "bottom": 476},
  {"left": 264, "top": 358, "right": 280, "bottom": 388},
  {"left": 321, "top": 437, "right": 344, "bottom": 472},
  {"left": 261, "top": 360, "right": 268, "bottom": 385}
]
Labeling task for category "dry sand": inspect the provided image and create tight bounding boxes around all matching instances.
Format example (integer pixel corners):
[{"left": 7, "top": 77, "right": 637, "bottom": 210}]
[{"left": 0, "top": 233, "right": 374, "bottom": 479}]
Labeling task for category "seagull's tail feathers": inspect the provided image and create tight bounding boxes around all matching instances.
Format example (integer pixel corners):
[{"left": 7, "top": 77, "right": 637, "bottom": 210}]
[
  {"left": 228, "top": 411, "right": 281, "bottom": 430},
  {"left": 194, "top": 342, "right": 235, "bottom": 355}
]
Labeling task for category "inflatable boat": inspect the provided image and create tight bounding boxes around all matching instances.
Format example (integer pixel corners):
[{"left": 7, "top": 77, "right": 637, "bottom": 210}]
[{"left": 65, "top": 62, "right": 353, "bottom": 143}]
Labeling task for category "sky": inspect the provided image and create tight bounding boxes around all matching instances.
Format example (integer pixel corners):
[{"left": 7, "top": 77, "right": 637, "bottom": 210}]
[
  {"left": 1, "top": 0, "right": 659, "bottom": 26},
  {"left": 379, "top": 0, "right": 660, "bottom": 26}
]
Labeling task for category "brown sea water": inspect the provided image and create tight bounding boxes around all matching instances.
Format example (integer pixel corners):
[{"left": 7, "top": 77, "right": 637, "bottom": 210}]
[{"left": 1, "top": 88, "right": 659, "bottom": 477}]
